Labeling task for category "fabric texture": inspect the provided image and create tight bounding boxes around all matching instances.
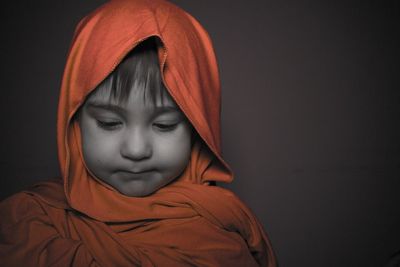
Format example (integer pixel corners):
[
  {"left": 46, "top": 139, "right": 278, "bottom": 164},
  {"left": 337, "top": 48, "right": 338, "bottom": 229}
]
[{"left": 0, "top": 0, "right": 277, "bottom": 266}]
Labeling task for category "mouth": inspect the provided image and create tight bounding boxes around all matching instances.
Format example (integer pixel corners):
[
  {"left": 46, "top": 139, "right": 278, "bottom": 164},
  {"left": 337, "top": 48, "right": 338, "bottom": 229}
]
[
  {"left": 126, "top": 169, "right": 153, "bottom": 174},
  {"left": 116, "top": 169, "right": 155, "bottom": 179}
]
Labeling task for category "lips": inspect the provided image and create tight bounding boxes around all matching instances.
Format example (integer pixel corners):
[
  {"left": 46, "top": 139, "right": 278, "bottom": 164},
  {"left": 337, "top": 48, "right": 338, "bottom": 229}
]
[
  {"left": 116, "top": 169, "right": 155, "bottom": 180},
  {"left": 126, "top": 170, "right": 148, "bottom": 174}
]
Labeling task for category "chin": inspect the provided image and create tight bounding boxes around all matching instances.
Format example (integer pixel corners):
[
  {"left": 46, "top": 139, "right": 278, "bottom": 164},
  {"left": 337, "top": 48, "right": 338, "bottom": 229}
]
[
  {"left": 116, "top": 182, "right": 159, "bottom": 198},
  {"left": 123, "top": 190, "right": 154, "bottom": 198},
  {"left": 118, "top": 187, "right": 152, "bottom": 198},
  {"left": 112, "top": 175, "right": 178, "bottom": 197}
]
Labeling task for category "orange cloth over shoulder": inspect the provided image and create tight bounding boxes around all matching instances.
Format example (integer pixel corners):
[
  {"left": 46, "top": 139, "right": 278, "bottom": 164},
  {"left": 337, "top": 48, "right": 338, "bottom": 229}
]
[{"left": 0, "top": 0, "right": 277, "bottom": 266}]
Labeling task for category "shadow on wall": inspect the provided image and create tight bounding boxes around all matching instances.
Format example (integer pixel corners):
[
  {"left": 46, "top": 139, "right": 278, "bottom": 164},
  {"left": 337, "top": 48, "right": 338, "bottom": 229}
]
[{"left": 385, "top": 250, "right": 400, "bottom": 267}]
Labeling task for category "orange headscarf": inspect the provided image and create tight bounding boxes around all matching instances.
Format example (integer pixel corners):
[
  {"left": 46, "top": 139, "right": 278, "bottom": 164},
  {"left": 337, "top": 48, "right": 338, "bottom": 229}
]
[{"left": 0, "top": 0, "right": 277, "bottom": 266}]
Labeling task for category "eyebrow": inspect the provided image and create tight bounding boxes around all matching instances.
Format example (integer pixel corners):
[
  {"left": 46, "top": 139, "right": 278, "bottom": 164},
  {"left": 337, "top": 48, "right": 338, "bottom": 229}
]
[{"left": 85, "top": 102, "right": 180, "bottom": 115}]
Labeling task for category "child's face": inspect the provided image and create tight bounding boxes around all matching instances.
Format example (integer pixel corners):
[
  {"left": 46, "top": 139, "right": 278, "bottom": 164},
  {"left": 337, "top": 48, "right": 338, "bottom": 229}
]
[{"left": 78, "top": 87, "right": 192, "bottom": 197}]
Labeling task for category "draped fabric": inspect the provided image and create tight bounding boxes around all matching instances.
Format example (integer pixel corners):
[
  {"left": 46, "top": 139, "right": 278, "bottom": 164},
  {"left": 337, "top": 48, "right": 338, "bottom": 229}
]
[{"left": 0, "top": 0, "right": 277, "bottom": 266}]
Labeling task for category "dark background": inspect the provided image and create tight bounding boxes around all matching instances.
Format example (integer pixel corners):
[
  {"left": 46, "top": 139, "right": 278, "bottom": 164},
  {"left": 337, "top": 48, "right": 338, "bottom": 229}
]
[{"left": 1, "top": 1, "right": 399, "bottom": 266}]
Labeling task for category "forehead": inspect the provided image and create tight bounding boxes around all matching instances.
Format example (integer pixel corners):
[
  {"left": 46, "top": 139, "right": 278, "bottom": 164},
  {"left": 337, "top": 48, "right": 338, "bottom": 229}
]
[{"left": 85, "top": 80, "right": 177, "bottom": 108}]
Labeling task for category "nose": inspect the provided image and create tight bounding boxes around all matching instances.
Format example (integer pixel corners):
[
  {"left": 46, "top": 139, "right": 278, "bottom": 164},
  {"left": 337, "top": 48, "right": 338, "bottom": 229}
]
[{"left": 120, "top": 128, "right": 152, "bottom": 161}]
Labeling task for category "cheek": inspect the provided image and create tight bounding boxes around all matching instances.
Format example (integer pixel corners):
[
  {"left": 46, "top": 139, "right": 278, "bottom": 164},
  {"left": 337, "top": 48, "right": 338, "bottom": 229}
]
[
  {"left": 155, "top": 128, "right": 192, "bottom": 172},
  {"left": 80, "top": 123, "right": 120, "bottom": 169}
]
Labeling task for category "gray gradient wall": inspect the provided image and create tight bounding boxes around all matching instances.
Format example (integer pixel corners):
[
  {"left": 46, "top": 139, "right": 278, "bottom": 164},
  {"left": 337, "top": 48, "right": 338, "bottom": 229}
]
[{"left": 1, "top": 1, "right": 399, "bottom": 266}]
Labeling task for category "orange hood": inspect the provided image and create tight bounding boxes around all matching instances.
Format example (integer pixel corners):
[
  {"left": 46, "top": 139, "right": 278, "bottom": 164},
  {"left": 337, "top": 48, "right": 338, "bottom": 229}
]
[{"left": 57, "top": 0, "right": 234, "bottom": 220}]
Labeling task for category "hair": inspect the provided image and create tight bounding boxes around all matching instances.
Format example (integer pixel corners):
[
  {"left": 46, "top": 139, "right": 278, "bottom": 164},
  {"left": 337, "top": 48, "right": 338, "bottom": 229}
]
[
  {"left": 79, "top": 37, "right": 198, "bottom": 145},
  {"left": 87, "top": 37, "right": 167, "bottom": 106}
]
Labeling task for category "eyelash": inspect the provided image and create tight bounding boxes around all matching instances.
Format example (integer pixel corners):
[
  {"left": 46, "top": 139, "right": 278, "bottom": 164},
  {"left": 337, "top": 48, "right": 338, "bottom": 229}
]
[
  {"left": 95, "top": 120, "right": 179, "bottom": 132},
  {"left": 153, "top": 123, "right": 179, "bottom": 131},
  {"left": 96, "top": 120, "right": 122, "bottom": 130}
]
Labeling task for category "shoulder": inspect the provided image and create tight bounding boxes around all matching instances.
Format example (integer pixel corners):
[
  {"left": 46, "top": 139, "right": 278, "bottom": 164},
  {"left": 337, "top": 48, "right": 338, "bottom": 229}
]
[
  {"left": 0, "top": 179, "right": 68, "bottom": 228},
  {"left": 204, "top": 185, "right": 251, "bottom": 210},
  {"left": 0, "top": 191, "right": 45, "bottom": 230}
]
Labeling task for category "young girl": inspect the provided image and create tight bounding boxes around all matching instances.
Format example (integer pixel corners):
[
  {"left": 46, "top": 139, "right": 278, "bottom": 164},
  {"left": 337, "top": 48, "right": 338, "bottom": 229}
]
[{"left": 0, "top": 0, "right": 277, "bottom": 266}]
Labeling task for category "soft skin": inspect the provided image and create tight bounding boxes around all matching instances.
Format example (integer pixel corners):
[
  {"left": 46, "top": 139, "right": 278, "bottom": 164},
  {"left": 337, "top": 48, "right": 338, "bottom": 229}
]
[{"left": 78, "top": 86, "right": 192, "bottom": 197}]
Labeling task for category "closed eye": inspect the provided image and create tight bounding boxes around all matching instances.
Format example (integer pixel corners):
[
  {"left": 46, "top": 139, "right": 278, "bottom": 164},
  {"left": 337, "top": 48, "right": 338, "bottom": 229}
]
[
  {"left": 153, "top": 122, "right": 178, "bottom": 131},
  {"left": 96, "top": 120, "right": 122, "bottom": 130}
]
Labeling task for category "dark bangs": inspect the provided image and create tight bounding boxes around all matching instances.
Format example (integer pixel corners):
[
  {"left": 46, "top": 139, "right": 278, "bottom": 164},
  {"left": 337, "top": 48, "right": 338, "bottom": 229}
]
[{"left": 93, "top": 37, "right": 166, "bottom": 105}]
